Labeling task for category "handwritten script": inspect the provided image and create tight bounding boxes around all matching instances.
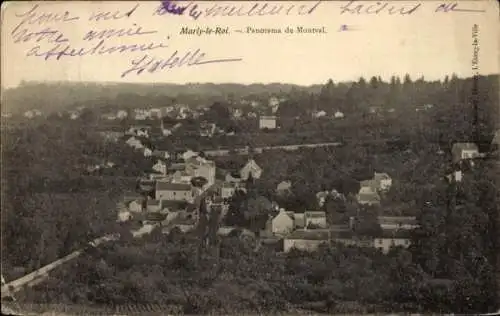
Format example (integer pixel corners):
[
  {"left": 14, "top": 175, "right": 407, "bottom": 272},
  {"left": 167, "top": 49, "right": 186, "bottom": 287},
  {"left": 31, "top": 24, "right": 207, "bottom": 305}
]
[
  {"left": 9, "top": 1, "right": 486, "bottom": 79},
  {"left": 10, "top": 3, "right": 243, "bottom": 78}
]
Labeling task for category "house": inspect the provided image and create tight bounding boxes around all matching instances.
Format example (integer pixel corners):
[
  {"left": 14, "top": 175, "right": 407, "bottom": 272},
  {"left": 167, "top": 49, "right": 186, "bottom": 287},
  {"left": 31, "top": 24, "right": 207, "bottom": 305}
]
[
  {"left": 313, "top": 110, "right": 327, "bottom": 118},
  {"left": 377, "top": 216, "right": 418, "bottom": 230},
  {"left": 116, "top": 110, "right": 128, "bottom": 119},
  {"left": 172, "top": 170, "right": 193, "bottom": 184},
  {"left": 283, "top": 230, "right": 330, "bottom": 252},
  {"left": 265, "top": 208, "right": 294, "bottom": 236},
  {"left": 117, "top": 211, "right": 132, "bottom": 222},
  {"left": 374, "top": 172, "right": 392, "bottom": 191},
  {"left": 128, "top": 200, "right": 144, "bottom": 213},
  {"left": 304, "top": 211, "right": 327, "bottom": 228},
  {"left": 357, "top": 191, "right": 380, "bottom": 206},
  {"left": 156, "top": 181, "right": 195, "bottom": 202},
  {"left": 356, "top": 181, "right": 381, "bottom": 206},
  {"left": 268, "top": 97, "right": 280, "bottom": 107},
  {"left": 182, "top": 150, "right": 199, "bottom": 160},
  {"left": 491, "top": 130, "right": 500, "bottom": 150},
  {"left": 451, "top": 142, "right": 479, "bottom": 163},
  {"left": 152, "top": 160, "right": 168, "bottom": 176},
  {"left": 143, "top": 148, "right": 153, "bottom": 157},
  {"left": 316, "top": 191, "right": 330, "bottom": 207},
  {"left": 276, "top": 181, "right": 292, "bottom": 195},
  {"left": 146, "top": 199, "right": 162, "bottom": 212},
  {"left": 374, "top": 230, "right": 412, "bottom": 253},
  {"left": 125, "top": 136, "right": 143, "bottom": 149},
  {"left": 185, "top": 156, "right": 216, "bottom": 186},
  {"left": 24, "top": 110, "right": 42, "bottom": 119},
  {"left": 292, "top": 213, "right": 306, "bottom": 228},
  {"left": 259, "top": 115, "right": 277, "bottom": 129},
  {"left": 445, "top": 170, "right": 463, "bottom": 183},
  {"left": 232, "top": 108, "right": 243, "bottom": 119},
  {"left": 334, "top": 111, "right": 344, "bottom": 119},
  {"left": 149, "top": 108, "right": 162, "bottom": 119},
  {"left": 219, "top": 182, "right": 245, "bottom": 199},
  {"left": 240, "top": 159, "right": 263, "bottom": 180},
  {"left": 225, "top": 171, "right": 242, "bottom": 183},
  {"left": 69, "top": 111, "right": 80, "bottom": 120},
  {"left": 152, "top": 150, "right": 170, "bottom": 160}
]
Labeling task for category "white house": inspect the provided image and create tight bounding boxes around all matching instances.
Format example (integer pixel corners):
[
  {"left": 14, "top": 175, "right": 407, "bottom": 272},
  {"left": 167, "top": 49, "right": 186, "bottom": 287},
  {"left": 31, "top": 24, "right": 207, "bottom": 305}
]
[
  {"left": 143, "top": 148, "right": 153, "bottom": 157},
  {"left": 125, "top": 136, "right": 144, "bottom": 149},
  {"left": 182, "top": 150, "right": 199, "bottom": 160},
  {"left": 304, "top": 211, "right": 327, "bottom": 228},
  {"left": 240, "top": 159, "right": 263, "bottom": 180},
  {"left": 313, "top": 110, "right": 327, "bottom": 118},
  {"left": 259, "top": 116, "right": 277, "bottom": 129},
  {"left": 152, "top": 160, "right": 168, "bottom": 175},
  {"left": 374, "top": 172, "right": 392, "bottom": 191},
  {"left": 334, "top": 111, "right": 344, "bottom": 119},
  {"left": 116, "top": 110, "right": 128, "bottom": 119},
  {"left": 283, "top": 230, "right": 330, "bottom": 252},
  {"left": 377, "top": 216, "right": 419, "bottom": 230},
  {"left": 128, "top": 200, "right": 144, "bottom": 213},
  {"left": 451, "top": 143, "right": 479, "bottom": 163},
  {"left": 266, "top": 209, "right": 294, "bottom": 236}
]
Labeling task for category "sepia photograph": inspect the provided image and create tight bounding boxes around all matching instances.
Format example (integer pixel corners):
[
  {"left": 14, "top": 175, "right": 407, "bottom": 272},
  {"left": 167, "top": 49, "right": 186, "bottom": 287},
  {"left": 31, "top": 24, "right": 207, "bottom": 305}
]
[{"left": 1, "top": 0, "right": 499, "bottom": 315}]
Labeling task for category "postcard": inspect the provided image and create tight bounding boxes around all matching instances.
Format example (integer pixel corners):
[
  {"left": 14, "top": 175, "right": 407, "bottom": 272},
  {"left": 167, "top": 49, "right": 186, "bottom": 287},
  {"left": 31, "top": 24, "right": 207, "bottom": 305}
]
[{"left": 1, "top": 1, "right": 499, "bottom": 315}]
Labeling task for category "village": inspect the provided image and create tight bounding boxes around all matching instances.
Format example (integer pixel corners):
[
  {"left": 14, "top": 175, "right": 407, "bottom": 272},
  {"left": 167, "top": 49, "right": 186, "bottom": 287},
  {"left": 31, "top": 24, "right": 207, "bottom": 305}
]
[{"left": 97, "top": 98, "right": 499, "bottom": 255}]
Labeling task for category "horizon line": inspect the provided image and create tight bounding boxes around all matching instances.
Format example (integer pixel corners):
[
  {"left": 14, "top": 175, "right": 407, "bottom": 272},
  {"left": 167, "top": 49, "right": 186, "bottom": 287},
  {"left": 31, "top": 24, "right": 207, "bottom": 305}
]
[{"left": 3, "top": 72, "right": 499, "bottom": 91}]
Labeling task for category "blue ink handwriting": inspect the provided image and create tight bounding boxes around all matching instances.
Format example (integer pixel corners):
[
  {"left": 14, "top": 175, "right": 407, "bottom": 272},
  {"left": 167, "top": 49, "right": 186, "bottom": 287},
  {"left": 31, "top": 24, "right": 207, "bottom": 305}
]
[
  {"left": 154, "top": 1, "right": 322, "bottom": 20},
  {"left": 26, "top": 40, "right": 168, "bottom": 61},
  {"left": 88, "top": 4, "right": 140, "bottom": 22},
  {"left": 340, "top": 1, "right": 421, "bottom": 15},
  {"left": 121, "top": 50, "right": 242, "bottom": 78},
  {"left": 435, "top": 3, "right": 485, "bottom": 13},
  {"left": 161, "top": 0, "right": 188, "bottom": 15},
  {"left": 82, "top": 24, "right": 158, "bottom": 41},
  {"left": 12, "top": 4, "right": 79, "bottom": 36}
]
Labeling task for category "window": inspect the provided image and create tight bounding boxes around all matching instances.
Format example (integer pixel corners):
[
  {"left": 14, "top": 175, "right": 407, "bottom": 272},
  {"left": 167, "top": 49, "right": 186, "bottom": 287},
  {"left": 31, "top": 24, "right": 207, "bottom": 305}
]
[{"left": 378, "top": 239, "right": 383, "bottom": 245}]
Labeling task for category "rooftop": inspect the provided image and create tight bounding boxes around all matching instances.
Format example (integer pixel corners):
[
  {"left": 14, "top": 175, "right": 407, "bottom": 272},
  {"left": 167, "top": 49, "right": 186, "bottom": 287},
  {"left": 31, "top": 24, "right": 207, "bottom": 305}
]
[
  {"left": 304, "top": 211, "right": 326, "bottom": 218},
  {"left": 452, "top": 142, "right": 479, "bottom": 151},
  {"left": 286, "top": 229, "right": 330, "bottom": 241},
  {"left": 156, "top": 181, "right": 192, "bottom": 191},
  {"left": 376, "top": 229, "right": 413, "bottom": 239},
  {"left": 377, "top": 216, "right": 418, "bottom": 226}
]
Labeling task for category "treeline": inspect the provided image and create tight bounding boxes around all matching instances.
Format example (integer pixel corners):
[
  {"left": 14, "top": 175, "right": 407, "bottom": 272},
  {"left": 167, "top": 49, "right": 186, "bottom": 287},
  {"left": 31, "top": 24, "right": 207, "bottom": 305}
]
[
  {"left": 2, "top": 81, "right": 320, "bottom": 114},
  {"left": 0, "top": 121, "right": 135, "bottom": 275}
]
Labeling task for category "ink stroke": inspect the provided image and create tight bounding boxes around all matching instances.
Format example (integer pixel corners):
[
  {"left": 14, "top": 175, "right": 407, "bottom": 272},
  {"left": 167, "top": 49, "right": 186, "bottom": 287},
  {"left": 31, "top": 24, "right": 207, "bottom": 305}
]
[
  {"left": 121, "top": 50, "right": 243, "bottom": 78},
  {"left": 10, "top": 3, "right": 243, "bottom": 78}
]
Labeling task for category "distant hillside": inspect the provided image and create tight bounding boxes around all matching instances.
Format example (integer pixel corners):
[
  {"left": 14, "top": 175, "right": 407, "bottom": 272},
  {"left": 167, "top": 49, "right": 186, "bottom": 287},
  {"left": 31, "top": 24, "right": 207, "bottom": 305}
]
[{"left": 1, "top": 81, "right": 324, "bottom": 114}]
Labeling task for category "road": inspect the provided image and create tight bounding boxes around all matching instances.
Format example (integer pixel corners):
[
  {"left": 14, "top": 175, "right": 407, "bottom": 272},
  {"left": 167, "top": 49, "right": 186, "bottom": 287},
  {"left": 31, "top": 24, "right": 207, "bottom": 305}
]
[
  {"left": 203, "top": 141, "right": 342, "bottom": 157},
  {"left": 1, "top": 233, "right": 120, "bottom": 298}
]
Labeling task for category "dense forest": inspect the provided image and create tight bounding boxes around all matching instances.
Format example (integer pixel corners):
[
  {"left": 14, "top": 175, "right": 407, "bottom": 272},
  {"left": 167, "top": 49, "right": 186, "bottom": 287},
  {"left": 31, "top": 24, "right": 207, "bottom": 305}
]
[{"left": 2, "top": 74, "right": 498, "bottom": 313}]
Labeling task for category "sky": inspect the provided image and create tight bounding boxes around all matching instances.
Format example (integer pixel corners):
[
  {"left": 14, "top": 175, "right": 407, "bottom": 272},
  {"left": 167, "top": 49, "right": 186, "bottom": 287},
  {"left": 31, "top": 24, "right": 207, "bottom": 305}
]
[{"left": 1, "top": 0, "right": 499, "bottom": 88}]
